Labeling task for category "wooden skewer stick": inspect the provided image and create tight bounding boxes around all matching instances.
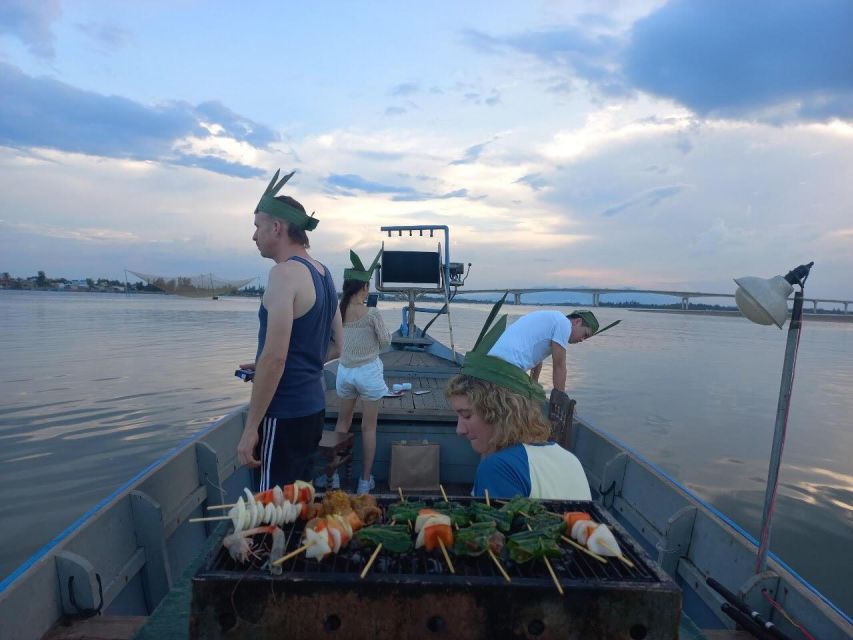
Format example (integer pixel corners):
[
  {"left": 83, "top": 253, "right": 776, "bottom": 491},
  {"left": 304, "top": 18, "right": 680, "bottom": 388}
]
[
  {"left": 437, "top": 538, "right": 455, "bottom": 574},
  {"left": 600, "top": 542, "right": 635, "bottom": 568},
  {"left": 484, "top": 489, "right": 491, "bottom": 507},
  {"left": 360, "top": 543, "right": 383, "bottom": 579},
  {"left": 488, "top": 549, "right": 511, "bottom": 583},
  {"left": 439, "top": 484, "right": 449, "bottom": 501},
  {"left": 398, "top": 486, "right": 405, "bottom": 502},
  {"left": 543, "top": 554, "right": 564, "bottom": 596},
  {"left": 561, "top": 536, "right": 607, "bottom": 563},
  {"left": 206, "top": 503, "right": 235, "bottom": 510},
  {"left": 525, "top": 523, "right": 563, "bottom": 596},
  {"left": 189, "top": 515, "right": 231, "bottom": 523},
  {"left": 272, "top": 543, "right": 311, "bottom": 566}
]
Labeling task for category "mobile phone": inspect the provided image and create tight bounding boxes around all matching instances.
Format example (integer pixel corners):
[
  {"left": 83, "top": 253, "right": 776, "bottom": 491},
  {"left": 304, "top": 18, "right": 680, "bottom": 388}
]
[
  {"left": 367, "top": 292, "right": 378, "bottom": 307},
  {"left": 234, "top": 368, "right": 255, "bottom": 382}
]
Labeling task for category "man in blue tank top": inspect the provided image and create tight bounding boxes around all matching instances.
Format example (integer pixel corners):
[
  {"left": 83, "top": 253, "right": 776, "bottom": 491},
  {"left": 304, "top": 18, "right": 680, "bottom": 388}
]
[{"left": 236, "top": 170, "right": 344, "bottom": 491}]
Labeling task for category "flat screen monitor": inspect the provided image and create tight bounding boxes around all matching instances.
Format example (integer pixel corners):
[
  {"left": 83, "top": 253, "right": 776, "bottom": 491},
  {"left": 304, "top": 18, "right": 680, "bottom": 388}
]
[{"left": 381, "top": 250, "right": 440, "bottom": 286}]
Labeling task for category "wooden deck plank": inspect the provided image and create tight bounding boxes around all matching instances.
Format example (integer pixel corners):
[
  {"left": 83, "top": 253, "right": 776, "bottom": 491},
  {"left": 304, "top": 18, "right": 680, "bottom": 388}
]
[{"left": 324, "top": 348, "right": 460, "bottom": 422}]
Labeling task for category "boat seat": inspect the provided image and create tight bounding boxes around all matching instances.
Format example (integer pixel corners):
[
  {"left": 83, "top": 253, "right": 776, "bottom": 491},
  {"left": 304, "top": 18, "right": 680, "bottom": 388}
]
[
  {"left": 317, "top": 430, "right": 355, "bottom": 489},
  {"left": 548, "top": 388, "right": 576, "bottom": 450}
]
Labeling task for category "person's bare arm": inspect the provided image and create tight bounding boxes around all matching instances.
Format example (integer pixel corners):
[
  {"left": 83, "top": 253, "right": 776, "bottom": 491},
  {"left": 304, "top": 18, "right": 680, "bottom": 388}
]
[
  {"left": 551, "top": 342, "right": 567, "bottom": 392},
  {"left": 237, "top": 265, "right": 297, "bottom": 468},
  {"left": 325, "top": 306, "right": 344, "bottom": 362},
  {"left": 530, "top": 361, "right": 543, "bottom": 383}
]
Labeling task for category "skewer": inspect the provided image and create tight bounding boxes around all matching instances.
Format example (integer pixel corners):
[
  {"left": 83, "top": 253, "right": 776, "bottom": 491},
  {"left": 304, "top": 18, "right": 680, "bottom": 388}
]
[
  {"left": 561, "top": 536, "right": 607, "bottom": 563},
  {"left": 272, "top": 543, "right": 311, "bottom": 566},
  {"left": 437, "top": 538, "right": 455, "bottom": 574},
  {"left": 488, "top": 549, "right": 511, "bottom": 583},
  {"left": 360, "top": 518, "right": 398, "bottom": 579},
  {"left": 398, "top": 486, "right": 405, "bottom": 502},
  {"left": 526, "top": 523, "right": 563, "bottom": 596},
  {"left": 189, "top": 515, "right": 231, "bottom": 523},
  {"left": 600, "top": 542, "right": 635, "bottom": 568},
  {"left": 360, "top": 543, "right": 383, "bottom": 579},
  {"left": 442, "top": 484, "right": 507, "bottom": 580},
  {"left": 484, "top": 489, "right": 491, "bottom": 507},
  {"left": 543, "top": 554, "right": 564, "bottom": 596},
  {"left": 206, "top": 503, "right": 234, "bottom": 510}
]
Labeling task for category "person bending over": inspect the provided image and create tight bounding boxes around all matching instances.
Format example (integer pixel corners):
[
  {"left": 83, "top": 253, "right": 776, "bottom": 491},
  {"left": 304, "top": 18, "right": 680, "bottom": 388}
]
[{"left": 487, "top": 309, "right": 603, "bottom": 392}]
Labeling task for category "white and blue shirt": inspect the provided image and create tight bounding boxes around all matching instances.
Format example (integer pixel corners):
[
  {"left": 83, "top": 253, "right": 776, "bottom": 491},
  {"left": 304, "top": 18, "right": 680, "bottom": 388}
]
[{"left": 473, "top": 442, "right": 591, "bottom": 500}]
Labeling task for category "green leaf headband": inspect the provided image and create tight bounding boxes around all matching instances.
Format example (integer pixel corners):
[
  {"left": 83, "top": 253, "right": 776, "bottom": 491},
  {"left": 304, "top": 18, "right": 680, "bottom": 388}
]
[
  {"left": 255, "top": 169, "right": 319, "bottom": 231},
  {"left": 461, "top": 293, "right": 546, "bottom": 402},
  {"left": 344, "top": 249, "right": 382, "bottom": 283},
  {"left": 570, "top": 310, "right": 621, "bottom": 338}
]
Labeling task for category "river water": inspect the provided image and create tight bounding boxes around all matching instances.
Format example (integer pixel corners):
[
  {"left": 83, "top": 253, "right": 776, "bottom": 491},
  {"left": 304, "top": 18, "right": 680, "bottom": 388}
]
[{"left": 0, "top": 290, "right": 850, "bottom": 614}]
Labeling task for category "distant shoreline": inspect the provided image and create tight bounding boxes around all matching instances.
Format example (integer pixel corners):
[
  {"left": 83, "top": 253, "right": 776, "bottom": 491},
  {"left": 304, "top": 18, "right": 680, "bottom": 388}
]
[{"left": 628, "top": 307, "right": 853, "bottom": 323}]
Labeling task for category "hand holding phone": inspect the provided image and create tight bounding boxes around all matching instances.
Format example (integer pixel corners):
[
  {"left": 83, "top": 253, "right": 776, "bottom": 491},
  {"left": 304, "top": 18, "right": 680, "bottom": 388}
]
[
  {"left": 235, "top": 368, "right": 255, "bottom": 382},
  {"left": 367, "top": 292, "right": 378, "bottom": 307}
]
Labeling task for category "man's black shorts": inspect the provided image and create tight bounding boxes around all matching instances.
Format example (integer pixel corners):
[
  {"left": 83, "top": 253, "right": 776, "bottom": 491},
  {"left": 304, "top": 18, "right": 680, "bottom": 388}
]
[{"left": 253, "top": 409, "right": 325, "bottom": 490}]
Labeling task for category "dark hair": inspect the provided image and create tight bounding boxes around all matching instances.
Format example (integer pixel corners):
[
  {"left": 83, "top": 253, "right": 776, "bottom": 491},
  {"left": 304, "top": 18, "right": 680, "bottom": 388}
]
[
  {"left": 567, "top": 312, "right": 589, "bottom": 329},
  {"left": 274, "top": 195, "right": 310, "bottom": 248},
  {"left": 340, "top": 279, "right": 367, "bottom": 322}
]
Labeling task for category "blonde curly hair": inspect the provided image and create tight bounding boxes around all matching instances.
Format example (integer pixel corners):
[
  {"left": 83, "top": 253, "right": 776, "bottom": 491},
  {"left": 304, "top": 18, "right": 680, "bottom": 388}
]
[{"left": 445, "top": 374, "right": 552, "bottom": 451}]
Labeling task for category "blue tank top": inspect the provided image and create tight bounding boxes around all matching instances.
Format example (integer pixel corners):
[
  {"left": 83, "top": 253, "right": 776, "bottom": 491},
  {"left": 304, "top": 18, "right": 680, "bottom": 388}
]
[{"left": 256, "top": 256, "right": 337, "bottom": 418}]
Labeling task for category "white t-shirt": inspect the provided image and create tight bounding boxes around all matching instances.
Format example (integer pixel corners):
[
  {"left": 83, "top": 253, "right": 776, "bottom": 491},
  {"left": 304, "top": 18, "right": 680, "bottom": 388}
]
[{"left": 487, "top": 310, "right": 571, "bottom": 371}]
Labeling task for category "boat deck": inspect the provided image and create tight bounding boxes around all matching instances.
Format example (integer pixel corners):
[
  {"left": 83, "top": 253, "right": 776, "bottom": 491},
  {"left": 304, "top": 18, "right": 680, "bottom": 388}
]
[{"left": 325, "top": 348, "right": 460, "bottom": 422}]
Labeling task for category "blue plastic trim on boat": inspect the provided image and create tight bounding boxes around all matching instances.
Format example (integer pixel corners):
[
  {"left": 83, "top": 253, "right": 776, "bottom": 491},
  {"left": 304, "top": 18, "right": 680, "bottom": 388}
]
[
  {"left": 581, "top": 414, "right": 853, "bottom": 625},
  {"left": 0, "top": 415, "right": 231, "bottom": 594}
]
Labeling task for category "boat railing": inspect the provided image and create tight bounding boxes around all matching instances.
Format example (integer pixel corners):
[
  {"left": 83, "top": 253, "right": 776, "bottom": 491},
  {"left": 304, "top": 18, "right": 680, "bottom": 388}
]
[
  {"left": 0, "top": 406, "right": 252, "bottom": 640},
  {"left": 572, "top": 413, "right": 852, "bottom": 639}
]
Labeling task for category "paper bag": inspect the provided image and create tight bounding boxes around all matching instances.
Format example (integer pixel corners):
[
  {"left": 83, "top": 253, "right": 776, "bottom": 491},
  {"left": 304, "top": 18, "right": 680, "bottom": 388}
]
[{"left": 388, "top": 440, "right": 440, "bottom": 491}]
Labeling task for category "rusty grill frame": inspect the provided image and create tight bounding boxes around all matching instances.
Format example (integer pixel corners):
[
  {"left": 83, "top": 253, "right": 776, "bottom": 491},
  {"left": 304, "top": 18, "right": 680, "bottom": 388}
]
[{"left": 191, "top": 497, "right": 681, "bottom": 639}]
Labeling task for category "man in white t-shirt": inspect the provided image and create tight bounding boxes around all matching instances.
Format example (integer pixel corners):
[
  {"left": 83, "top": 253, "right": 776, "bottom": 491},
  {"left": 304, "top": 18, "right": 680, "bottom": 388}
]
[{"left": 487, "top": 310, "right": 599, "bottom": 392}]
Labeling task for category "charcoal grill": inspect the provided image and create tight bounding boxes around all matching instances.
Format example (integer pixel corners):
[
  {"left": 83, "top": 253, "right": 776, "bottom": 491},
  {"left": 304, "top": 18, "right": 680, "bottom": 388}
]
[{"left": 191, "top": 497, "right": 681, "bottom": 639}]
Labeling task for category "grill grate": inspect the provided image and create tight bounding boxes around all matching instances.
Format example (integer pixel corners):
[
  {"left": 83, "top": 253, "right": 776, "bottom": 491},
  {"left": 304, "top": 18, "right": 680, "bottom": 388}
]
[{"left": 204, "top": 497, "right": 656, "bottom": 585}]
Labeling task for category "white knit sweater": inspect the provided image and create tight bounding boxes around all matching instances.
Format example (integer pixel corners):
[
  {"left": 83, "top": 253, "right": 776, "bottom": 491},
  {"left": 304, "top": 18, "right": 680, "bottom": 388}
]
[{"left": 340, "top": 309, "right": 392, "bottom": 367}]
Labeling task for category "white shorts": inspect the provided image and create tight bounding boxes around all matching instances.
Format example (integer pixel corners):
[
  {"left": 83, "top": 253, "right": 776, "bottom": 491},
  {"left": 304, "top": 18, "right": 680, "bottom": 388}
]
[{"left": 336, "top": 358, "right": 388, "bottom": 401}]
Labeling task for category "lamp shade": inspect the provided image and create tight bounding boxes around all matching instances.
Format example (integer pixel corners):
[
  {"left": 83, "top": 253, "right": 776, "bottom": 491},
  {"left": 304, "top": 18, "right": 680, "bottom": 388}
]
[{"left": 733, "top": 275, "right": 793, "bottom": 329}]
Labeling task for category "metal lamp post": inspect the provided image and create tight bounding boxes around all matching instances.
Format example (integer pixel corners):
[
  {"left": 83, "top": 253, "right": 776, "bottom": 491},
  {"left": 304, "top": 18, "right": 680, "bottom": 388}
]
[{"left": 733, "top": 262, "right": 814, "bottom": 574}]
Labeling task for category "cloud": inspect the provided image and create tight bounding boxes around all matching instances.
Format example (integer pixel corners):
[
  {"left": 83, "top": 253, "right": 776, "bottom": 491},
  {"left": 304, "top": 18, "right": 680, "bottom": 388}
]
[
  {"left": 601, "top": 185, "right": 684, "bottom": 217},
  {"left": 390, "top": 82, "right": 419, "bottom": 97},
  {"left": 75, "top": 21, "right": 131, "bottom": 52},
  {"left": 0, "top": 0, "right": 61, "bottom": 59},
  {"left": 515, "top": 173, "right": 549, "bottom": 191},
  {"left": 384, "top": 106, "right": 407, "bottom": 116},
  {"left": 1, "top": 220, "right": 138, "bottom": 242},
  {"left": 449, "top": 139, "right": 496, "bottom": 165},
  {"left": 0, "top": 63, "right": 277, "bottom": 178},
  {"left": 623, "top": 0, "right": 853, "bottom": 122},
  {"left": 462, "top": 25, "right": 628, "bottom": 96},
  {"left": 465, "top": 1, "right": 853, "bottom": 124},
  {"left": 323, "top": 173, "right": 469, "bottom": 202}
]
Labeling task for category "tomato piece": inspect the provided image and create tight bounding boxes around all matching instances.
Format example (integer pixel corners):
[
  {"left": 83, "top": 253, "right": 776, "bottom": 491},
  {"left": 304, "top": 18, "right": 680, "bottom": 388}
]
[
  {"left": 424, "top": 524, "right": 453, "bottom": 552},
  {"left": 283, "top": 484, "right": 295, "bottom": 503},
  {"left": 563, "top": 511, "right": 591, "bottom": 529},
  {"left": 254, "top": 489, "right": 274, "bottom": 505}
]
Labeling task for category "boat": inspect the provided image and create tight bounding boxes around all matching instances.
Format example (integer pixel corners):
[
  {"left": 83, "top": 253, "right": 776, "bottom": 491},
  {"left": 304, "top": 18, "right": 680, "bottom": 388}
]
[{"left": 0, "top": 225, "right": 850, "bottom": 639}]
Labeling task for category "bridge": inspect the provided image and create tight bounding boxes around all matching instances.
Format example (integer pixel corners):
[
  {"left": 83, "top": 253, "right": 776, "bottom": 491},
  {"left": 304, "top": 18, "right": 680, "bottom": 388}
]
[{"left": 454, "top": 288, "right": 852, "bottom": 313}]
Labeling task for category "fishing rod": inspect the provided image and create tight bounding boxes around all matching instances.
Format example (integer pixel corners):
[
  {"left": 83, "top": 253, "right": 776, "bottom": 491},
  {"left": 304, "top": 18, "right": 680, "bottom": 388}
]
[{"left": 706, "top": 577, "right": 793, "bottom": 640}]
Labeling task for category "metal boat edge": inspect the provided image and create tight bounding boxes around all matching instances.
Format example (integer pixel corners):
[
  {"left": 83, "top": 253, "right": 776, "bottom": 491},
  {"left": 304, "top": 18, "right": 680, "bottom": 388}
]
[{"left": 0, "top": 401, "right": 850, "bottom": 639}]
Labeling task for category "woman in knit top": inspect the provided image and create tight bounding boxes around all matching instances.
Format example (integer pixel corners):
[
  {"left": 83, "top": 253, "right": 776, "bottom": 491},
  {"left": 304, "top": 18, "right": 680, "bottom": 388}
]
[{"left": 332, "top": 251, "right": 391, "bottom": 495}]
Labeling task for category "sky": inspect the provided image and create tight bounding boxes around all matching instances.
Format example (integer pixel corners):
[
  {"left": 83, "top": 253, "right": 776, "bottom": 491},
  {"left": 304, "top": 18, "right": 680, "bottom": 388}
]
[{"left": 1, "top": 0, "right": 852, "bottom": 299}]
